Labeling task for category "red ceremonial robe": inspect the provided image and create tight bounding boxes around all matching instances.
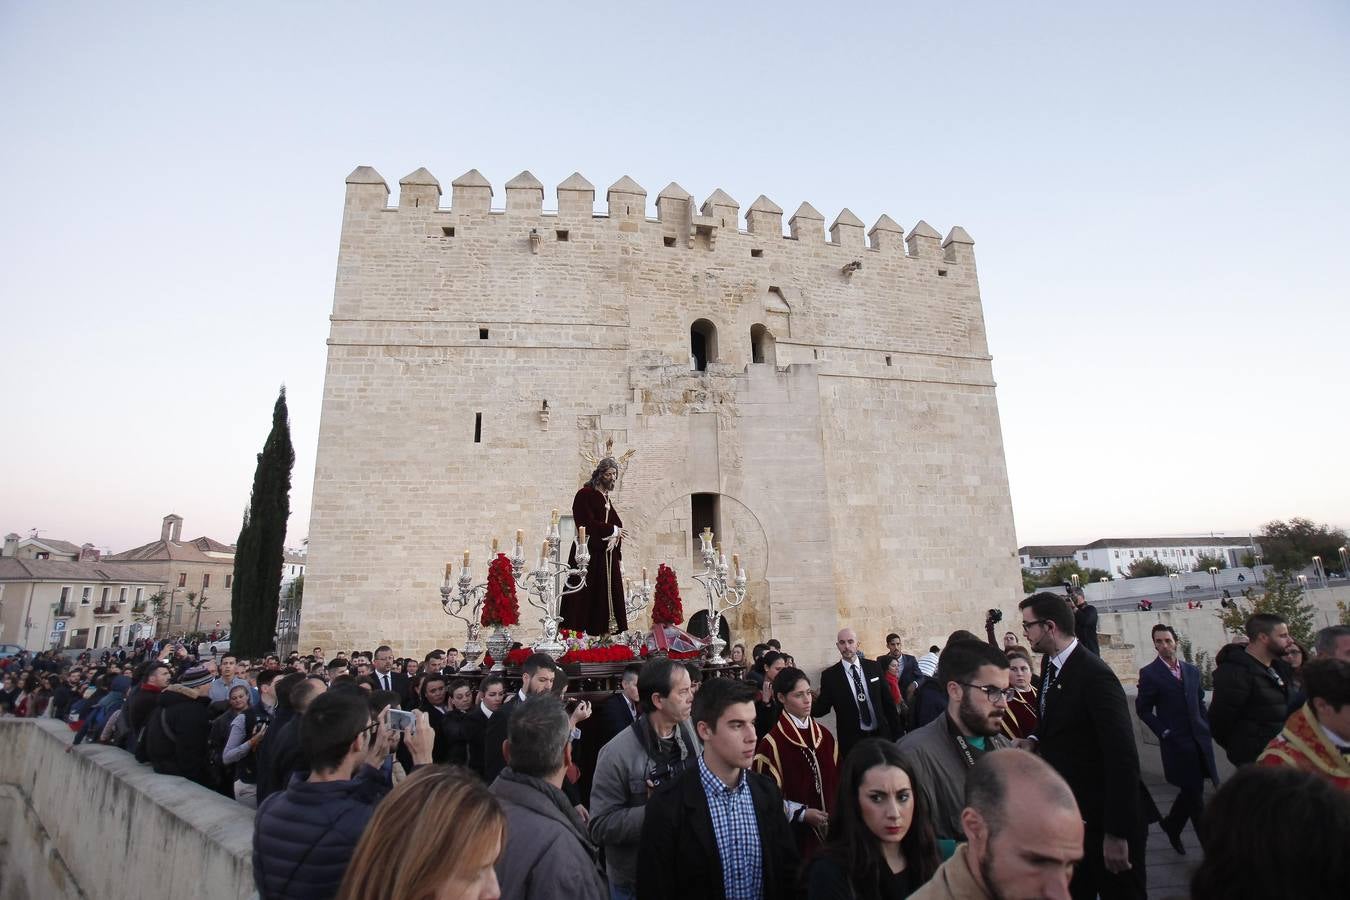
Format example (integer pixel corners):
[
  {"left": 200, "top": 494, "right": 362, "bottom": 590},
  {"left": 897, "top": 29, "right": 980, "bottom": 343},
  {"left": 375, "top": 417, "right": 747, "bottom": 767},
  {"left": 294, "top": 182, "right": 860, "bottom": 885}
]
[
  {"left": 753, "top": 711, "right": 840, "bottom": 858},
  {"left": 561, "top": 485, "right": 627, "bottom": 635}
]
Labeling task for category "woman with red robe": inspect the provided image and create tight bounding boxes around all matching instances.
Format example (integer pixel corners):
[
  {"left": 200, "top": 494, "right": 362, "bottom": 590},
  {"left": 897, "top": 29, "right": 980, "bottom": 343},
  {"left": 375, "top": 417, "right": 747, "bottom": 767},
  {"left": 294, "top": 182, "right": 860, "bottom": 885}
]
[{"left": 753, "top": 666, "right": 840, "bottom": 858}]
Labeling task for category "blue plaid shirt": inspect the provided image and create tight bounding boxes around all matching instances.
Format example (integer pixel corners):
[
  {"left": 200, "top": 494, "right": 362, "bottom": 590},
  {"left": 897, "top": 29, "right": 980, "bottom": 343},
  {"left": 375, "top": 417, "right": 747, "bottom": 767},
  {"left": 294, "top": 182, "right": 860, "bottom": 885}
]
[{"left": 698, "top": 756, "right": 763, "bottom": 900}]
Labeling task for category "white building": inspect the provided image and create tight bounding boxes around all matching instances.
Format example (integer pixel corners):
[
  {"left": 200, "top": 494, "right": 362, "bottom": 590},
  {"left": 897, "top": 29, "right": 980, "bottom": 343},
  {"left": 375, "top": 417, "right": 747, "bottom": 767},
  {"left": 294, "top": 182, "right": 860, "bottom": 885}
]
[
  {"left": 1074, "top": 537, "right": 1255, "bottom": 580},
  {"left": 1017, "top": 545, "right": 1079, "bottom": 576}
]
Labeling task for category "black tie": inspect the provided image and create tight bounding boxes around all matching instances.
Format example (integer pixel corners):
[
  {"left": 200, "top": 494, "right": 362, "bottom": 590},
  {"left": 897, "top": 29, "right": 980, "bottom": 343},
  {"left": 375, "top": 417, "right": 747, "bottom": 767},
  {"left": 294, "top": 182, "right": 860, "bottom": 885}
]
[
  {"left": 382, "top": 673, "right": 390, "bottom": 692},
  {"left": 1040, "top": 661, "right": 1058, "bottom": 718},
  {"left": 850, "top": 664, "right": 874, "bottom": 727}
]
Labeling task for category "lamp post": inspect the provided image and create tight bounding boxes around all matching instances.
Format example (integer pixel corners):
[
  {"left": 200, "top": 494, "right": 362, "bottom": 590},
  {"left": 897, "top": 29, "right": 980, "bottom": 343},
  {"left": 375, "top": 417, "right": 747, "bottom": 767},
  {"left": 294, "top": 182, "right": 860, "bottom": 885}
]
[
  {"left": 1208, "top": 566, "right": 1219, "bottom": 599},
  {"left": 1254, "top": 554, "right": 1264, "bottom": 586},
  {"left": 1297, "top": 574, "right": 1309, "bottom": 596},
  {"left": 1311, "top": 555, "right": 1328, "bottom": 590},
  {"left": 1340, "top": 547, "right": 1349, "bottom": 581},
  {"left": 1168, "top": 573, "right": 1179, "bottom": 604}
]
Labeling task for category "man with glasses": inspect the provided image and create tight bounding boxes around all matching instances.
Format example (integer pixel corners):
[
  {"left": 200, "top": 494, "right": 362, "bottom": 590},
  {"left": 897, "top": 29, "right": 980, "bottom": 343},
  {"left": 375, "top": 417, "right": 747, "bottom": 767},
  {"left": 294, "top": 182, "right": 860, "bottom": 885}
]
[
  {"left": 897, "top": 640, "right": 1013, "bottom": 840},
  {"left": 253, "top": 691, "right": 433, "bottom": 899},
  {"left": 1020, "top": 591, "right": 1145, "bottom": 900}
]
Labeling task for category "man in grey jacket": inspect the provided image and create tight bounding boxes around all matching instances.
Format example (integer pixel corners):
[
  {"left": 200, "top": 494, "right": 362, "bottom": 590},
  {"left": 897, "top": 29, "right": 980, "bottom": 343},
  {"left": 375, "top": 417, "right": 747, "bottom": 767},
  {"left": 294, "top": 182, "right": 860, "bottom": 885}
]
[
  {"left": 491, "top": 697, "right": 607, "bottom": 900},
  {"left": 897, "top": 640, "right": 1013, "bottom": 841},
  {"left": 588, "top": 657, "right": 698, "bottom": 900}
]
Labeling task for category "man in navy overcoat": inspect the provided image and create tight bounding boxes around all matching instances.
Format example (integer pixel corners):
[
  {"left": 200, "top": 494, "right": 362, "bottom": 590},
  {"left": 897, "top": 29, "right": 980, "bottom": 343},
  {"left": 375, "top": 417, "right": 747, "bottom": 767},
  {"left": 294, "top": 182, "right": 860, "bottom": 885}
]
[{"left": 1135, "top": 623, "right": 1219, "bottom": 853}]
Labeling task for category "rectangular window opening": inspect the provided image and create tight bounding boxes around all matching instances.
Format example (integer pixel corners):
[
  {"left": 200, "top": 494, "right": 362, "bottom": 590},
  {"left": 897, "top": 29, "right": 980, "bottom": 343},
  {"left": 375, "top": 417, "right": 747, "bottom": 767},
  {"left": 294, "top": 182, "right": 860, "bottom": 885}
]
[
  {"left": 663, "top": 236, "right": 676, "bottom": 248},
  {"left": 937, "top": 269, "right": 948, "bottom": 277},
  {"left": 813, "top": 348, "right": 819, "bottom": 359},
  {"left": 441, "top": 226, "right": 455, "bottom": 237},
  {"left": 750, "top": 248, "right": 764, "bottom": 258},
  {"left": 474, "top": 412, "right": 482, "bottom": 443},
  {"left": 479, "top": 328, "right": 489, "bottom": 340},
  {"left": 556, "top": 230, "right": 569, "bottom": 241},
  {"left": 885, "top": 355, "right": 892, "bottom": 366}
]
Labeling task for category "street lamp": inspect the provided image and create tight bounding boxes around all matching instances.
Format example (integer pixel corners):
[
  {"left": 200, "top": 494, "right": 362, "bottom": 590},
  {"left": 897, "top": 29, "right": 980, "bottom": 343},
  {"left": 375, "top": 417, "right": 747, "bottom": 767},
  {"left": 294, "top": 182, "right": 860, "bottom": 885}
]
[
  {"left": 1168, "top": 573, "right": 1179, "bottom": 603},
  {"left": 1340, "top": 546, "right": 1349, "bottom": 581},
  {"left": 1311, "top": 555, "right": 1328, "bottom": 590},
  {"left": 1297, "top": 574, "right": 1309, "bottom": 594},
  {"left": 1208, "top": 566, "right": 1219, "bottom": 598}
]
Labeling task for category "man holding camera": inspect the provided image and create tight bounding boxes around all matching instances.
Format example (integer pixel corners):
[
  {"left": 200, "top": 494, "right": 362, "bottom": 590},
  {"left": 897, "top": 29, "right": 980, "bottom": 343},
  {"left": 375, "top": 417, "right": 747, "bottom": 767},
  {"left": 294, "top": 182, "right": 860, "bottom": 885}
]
[{"left": 589, "top": 658, "right": 699, "bottom": 900}]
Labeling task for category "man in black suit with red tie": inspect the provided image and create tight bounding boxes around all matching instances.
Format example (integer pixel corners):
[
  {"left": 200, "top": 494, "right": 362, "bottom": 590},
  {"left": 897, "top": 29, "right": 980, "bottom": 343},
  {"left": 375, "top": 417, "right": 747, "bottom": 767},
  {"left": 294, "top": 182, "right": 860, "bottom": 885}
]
[
  {"left": 1020, "top": 591, "right": 1147, "bottom": 900},
  {"left": 812, "top": 628, "right": 902, "bottom": 761}
]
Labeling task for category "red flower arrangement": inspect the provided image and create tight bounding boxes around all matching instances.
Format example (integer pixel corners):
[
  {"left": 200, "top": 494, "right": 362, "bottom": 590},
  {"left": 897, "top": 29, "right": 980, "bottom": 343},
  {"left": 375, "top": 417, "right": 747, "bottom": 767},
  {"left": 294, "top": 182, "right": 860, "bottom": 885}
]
[
  {"left": 638, "top": 645, "right": 703, "bottom": 660},
  {"left": 480, "top": 553, "right": 520, "bottom": 628},
  {"left": 650, "top": 563, "right": 684, "bottom": 626},
  {"left": 482, "top": 647, "right": 534, "bottom": 668},
  {"left": 558, "top": 645, "right": 635, "bottom": 665}
]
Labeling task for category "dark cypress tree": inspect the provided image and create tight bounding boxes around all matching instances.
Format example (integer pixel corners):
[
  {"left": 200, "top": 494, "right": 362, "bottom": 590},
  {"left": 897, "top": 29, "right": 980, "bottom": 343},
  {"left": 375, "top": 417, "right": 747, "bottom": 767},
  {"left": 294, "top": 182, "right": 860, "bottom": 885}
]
[{"left": 231, "top": 387, "right": 295, "bottom": 657}]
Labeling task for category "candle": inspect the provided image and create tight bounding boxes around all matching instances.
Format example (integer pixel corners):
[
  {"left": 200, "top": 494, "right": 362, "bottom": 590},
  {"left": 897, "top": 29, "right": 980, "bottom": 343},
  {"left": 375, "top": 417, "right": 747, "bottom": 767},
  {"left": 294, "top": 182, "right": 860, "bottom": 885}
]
[
  {"left": 444, "top": 562, "right": 453, "bottom": 581},
  {"left": 551, "top": 508, "right": 560, "bottom": 525},
  {"left": 577, "top": 526, "right": 587, "bottom": 545},
  {"left": 732, "top": 553, "right": 740, "bottom": 571},
  {"left": 463, "top": 549, "right": 470, "bottom": 569},
  {"left": 738, "top": 567, "right": 746, "bottom": 581},
  {"left": 491, "top": 537, "right": 499, "bottom": 554},
  {"left": 515, "top": 529, "right": 524, "bottom": 545},
  {"left": 540, "top": 540, "right": 549, "bottom": 565}
]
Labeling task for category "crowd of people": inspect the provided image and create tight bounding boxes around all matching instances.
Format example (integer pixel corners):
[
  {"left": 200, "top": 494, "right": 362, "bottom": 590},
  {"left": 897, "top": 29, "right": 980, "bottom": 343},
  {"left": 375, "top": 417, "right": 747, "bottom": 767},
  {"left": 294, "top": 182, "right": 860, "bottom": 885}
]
[{"left": 3, "top": 601, "right": 1349, "bottom": 900}]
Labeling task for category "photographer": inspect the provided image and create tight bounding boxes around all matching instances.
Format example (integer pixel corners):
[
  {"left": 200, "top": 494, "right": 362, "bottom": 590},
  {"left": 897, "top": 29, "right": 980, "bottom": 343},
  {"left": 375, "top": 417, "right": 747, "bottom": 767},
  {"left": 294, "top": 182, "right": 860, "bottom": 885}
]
[{"left": 589, "top": 658, "right": 699, "bottom": 900}]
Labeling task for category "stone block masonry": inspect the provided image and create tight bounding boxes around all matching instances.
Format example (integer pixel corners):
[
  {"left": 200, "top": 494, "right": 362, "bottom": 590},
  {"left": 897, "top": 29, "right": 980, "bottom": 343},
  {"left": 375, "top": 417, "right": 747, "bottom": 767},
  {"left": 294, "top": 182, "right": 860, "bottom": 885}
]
[{"left": 305, "top": 167, "right": 1022, "bottom": 676}]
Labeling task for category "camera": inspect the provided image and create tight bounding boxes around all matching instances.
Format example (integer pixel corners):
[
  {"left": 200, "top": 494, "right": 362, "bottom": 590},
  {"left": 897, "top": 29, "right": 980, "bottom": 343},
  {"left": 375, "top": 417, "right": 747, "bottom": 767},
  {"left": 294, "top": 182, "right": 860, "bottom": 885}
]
[{"left": 987, "top": 608, "right": 1003, "bottom": 624}]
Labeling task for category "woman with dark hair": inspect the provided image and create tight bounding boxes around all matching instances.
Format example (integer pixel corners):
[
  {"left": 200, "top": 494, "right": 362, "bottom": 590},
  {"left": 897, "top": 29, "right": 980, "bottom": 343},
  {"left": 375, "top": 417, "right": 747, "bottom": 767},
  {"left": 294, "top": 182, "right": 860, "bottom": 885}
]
[
  {"left": 1191, "top": 765, "right": 1350, "bottom": 899},
  {"left": 1286, "top": 639, "right": 1309, "bottom": 702},
  {"left": 805, "top": 738, "right": 941, "bottom": 899},
  {"left": 754, "top": 667, "right": 840, "bottom": 858},
  {"left": 419, "top": 673, "right": 452, "bottom": 763}
]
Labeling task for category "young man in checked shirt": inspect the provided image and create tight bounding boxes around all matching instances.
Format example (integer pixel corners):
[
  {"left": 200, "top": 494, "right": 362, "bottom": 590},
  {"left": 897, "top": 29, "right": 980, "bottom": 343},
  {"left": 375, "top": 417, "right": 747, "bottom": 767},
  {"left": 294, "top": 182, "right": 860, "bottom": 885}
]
[{"left": 638, "top": 677, "right": 797, "bottom": 900}]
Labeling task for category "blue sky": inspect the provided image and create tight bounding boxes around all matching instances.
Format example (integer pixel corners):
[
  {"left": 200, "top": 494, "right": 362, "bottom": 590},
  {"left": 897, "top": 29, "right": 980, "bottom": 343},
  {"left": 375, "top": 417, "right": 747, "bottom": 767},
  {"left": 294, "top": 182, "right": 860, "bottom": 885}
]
[{"left": 2, "top": 1, "right": 1347, "bottom": 550}]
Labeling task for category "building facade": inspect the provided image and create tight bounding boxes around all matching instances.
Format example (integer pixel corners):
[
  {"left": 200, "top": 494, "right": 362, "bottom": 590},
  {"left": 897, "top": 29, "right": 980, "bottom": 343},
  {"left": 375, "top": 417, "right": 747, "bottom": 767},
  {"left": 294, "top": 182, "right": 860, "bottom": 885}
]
[
  {"left": 104, "top": 515, "right": 237, "bottom": 633},
  {"left": 0, "top": 557, "right": 165, "bottom": 651},
  {"left": 1017, "top": 545, "right": 1080, "bottom": 576},
  {"left": 304, "top": 166, "right": 1022, "bottom": 672},
  {"left": 1076, "top": 537, "right": 1255, "bottom": 579}
]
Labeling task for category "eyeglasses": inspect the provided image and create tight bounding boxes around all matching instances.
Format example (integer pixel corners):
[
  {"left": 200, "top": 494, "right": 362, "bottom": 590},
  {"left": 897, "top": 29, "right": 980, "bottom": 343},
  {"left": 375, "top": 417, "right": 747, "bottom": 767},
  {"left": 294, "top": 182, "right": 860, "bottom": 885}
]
[
  {"left": 1021, "top": 619, "right": 1049, "bottom": 633},
  {"left": 355, "top": 720, "right": 379, "bottom": 742},
  {"left": 957, "top": 682, "right": 1017, "bottom": 703}
]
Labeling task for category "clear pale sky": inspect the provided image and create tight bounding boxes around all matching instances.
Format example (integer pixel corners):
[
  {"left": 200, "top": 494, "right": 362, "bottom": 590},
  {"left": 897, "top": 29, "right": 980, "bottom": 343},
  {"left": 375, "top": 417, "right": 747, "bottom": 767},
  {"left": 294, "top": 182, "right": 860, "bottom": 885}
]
[{"left": 2, "top": 1, "right": 1347, "bottom": 552}]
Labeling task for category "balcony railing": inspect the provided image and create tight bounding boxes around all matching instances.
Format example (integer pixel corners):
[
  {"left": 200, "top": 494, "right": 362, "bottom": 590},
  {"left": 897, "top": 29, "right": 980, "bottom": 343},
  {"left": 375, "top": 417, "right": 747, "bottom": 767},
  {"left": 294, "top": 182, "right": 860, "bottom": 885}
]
[
  {"left": 55, "top": 605, "right": 76, "bottom": 617},
  {"left": 94, "top": 605, "right": 118, "bottom": 616}
]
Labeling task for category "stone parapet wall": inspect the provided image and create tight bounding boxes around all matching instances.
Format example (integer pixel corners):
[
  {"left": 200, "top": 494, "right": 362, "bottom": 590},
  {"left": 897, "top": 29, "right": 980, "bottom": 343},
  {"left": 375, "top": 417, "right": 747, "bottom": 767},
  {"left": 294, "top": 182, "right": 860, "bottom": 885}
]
[{"left": 0, "top": 719, "right": 254, "bottom": 900}]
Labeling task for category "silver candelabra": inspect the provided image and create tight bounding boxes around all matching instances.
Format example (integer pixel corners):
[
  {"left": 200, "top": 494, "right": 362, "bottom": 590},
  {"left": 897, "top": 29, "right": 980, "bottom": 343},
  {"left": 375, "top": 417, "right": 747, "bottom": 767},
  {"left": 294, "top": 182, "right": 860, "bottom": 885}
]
[
  {"left": 517, "top": 513, "right": 590, "bottom": 660},
  {"left": 691, "top": 528, "right": 747, "bottom": 661},
  {"left": 439, "top": 557, "right": 487, "bottom": 672}
]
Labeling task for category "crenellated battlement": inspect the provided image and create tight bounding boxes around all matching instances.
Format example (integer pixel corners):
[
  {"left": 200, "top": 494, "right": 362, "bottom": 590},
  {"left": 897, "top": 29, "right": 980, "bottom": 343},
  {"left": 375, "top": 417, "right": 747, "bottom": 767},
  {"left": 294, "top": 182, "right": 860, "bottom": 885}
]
[{"left": 344, "top": 166, "right": 977, "bottom": 264}]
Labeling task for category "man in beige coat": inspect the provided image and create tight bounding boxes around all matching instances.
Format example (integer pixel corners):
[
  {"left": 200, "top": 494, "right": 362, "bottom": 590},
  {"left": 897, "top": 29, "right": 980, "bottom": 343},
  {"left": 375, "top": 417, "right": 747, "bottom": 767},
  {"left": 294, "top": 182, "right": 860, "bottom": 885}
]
[{"left": 912, "top": 750, "right": 1083, "bottom": 900}]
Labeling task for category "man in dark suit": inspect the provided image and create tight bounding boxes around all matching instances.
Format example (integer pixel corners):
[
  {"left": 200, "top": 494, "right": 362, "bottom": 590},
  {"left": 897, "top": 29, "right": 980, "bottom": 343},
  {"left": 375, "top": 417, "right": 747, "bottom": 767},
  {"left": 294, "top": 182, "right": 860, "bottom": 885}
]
[
  {"left": 371, "top": 645, "right": 414, "bottom": 708},
  {"left": 637, "top": 677, "right": 796, "bottom": 900},
  {"left": 1020, "top": 591, "right": 1146, "bottom": 900},
  {"left": 1135, "top": 623, "right": 1218, "bottom": 853},
  {"left": 884, "top": 632, "right": 923, "bottom": 700},
  {"left": 812, "top": 628, "right": 903, "bottom": 760},
  {"left": 1070, "top": 587, "right": 1100, "bottom": 656},
  {"left": 599, "top": 662, "right": 642, "bottom": 745}
]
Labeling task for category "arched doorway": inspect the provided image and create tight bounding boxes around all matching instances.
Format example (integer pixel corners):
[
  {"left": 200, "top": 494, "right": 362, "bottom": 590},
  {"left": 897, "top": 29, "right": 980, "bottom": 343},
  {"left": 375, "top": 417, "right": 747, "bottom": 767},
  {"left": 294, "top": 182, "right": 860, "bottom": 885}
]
[
  {"left": 690, "top": 319, "right": 718, "bottom": 372},
  {"left": 750, "top": 323, "right": 775, "bottom": 366}
]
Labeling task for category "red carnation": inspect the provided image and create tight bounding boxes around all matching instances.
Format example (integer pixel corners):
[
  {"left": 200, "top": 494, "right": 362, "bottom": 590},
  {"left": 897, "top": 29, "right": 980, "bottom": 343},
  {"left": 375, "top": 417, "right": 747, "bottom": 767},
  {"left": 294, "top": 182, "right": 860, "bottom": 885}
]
[
  {"left": 480, "top": 553, "right": 521, "bottom": 627},
  {"left": 650, "top": 563, "right": 684, "bottom": 626}
]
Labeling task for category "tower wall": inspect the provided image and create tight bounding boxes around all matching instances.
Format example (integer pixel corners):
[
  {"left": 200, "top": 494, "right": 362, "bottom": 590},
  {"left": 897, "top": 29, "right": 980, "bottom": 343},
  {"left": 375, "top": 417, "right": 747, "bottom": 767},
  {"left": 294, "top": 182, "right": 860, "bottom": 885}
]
[{"left": 304, "top": 168, "right": 1021, "bottom": 674}]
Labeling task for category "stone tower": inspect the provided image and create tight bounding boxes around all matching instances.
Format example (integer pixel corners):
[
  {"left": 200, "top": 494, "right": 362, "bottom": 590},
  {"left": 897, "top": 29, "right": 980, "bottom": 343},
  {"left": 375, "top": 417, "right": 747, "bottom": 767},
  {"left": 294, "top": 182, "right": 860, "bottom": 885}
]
[{"left": 303, "top": 166, "right": 1020, "bottom": 674}]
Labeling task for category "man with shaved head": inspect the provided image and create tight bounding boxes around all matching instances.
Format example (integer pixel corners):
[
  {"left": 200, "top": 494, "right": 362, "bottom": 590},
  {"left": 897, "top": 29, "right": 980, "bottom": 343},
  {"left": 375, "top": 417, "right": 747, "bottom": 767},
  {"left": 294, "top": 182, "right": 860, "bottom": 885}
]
[
  {"left": 812, "top": 627, "right": 902, "bottom": 759},
  {"left": 912, "top": 750, "right": 1083, "bottom": 900}
]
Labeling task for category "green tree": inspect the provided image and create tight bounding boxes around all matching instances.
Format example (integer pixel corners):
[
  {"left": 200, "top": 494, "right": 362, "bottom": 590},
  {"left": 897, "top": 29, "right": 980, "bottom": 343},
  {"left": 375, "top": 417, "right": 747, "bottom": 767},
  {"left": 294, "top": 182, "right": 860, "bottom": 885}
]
[
  {"left": 1259, "top": 518, "right": 1348, "bottom": 574},
  {"left": 1178, "top": 635, "right": 1215, "bottom": 691},
  {"left": 231, "top": 387, "right": 295, "bottom": 658},
  {"left": 1219, "top": 573, "right": 1318, "bottom": 648},
  {"left": 1021, "top": 569, "right": 1039, "bottom": 594},
  {"left": 1127, "top": 557, "right": 1173, "bottom": 578},
  {"left": 187, "top": 590, "right": 210, "bottom": 634},
  {"left": 1193, "top": 555, "right": 1227, "bottom": 573}
]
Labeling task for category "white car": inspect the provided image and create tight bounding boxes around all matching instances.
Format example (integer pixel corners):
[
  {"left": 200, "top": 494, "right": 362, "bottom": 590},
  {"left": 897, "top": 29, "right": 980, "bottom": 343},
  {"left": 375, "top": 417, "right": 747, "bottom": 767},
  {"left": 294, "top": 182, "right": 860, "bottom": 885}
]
[{"left": 199, "top": 634, "right": 231, "bottom": 657}]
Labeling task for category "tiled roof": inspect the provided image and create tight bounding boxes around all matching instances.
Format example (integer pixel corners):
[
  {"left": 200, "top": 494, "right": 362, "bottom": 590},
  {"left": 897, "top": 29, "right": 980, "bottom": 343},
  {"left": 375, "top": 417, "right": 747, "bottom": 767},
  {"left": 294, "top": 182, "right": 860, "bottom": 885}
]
[
  {"left": 106, "top": 540, "right": 228, "bottom": 563},
  {"left": 31, "top": 538, "right": 83, "bottom": 555},
  {"left": 1079, "top": 537, "right": 1253, "bottom": 550},
  {"left": 189, "top": 536, "right": 235, "bottom": 553},
  {"left": 0, "top": 558, "right": 166, "bottom": 584},
  {"left": 1018, "top": 545, "right": 1080, "bottom": 557}
]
